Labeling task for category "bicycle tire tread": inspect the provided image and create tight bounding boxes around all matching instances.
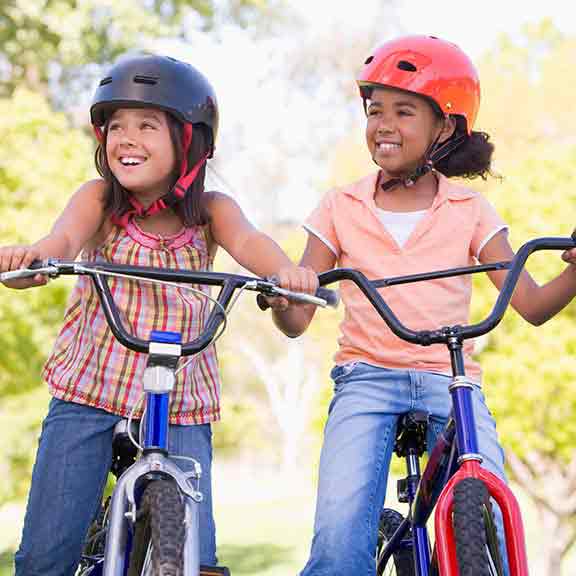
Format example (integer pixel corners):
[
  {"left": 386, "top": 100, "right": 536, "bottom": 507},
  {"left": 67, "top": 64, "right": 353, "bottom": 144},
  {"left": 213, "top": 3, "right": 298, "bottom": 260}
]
[
  {"left": 453, "top": 477, "right": 497, "bottom": 576},
  {"left": 128, "top": 479, "right": 185, "bottom": 576},
  {"left": 377, "top": 508, "right": 415, "bottom": 576}
]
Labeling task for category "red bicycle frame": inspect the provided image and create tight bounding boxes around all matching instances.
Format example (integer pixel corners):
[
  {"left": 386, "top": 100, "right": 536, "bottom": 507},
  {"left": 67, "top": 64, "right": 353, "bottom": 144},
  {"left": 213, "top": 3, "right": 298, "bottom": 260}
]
[{"left": 435, "top": 460, "right": 529, "bottom": 575}]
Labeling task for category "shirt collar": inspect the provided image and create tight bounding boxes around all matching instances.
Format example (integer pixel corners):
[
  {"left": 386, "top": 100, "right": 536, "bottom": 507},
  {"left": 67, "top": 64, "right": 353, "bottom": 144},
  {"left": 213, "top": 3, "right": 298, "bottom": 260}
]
[{"left": 343, "top": 171, "right": 477, "bottom": 209}]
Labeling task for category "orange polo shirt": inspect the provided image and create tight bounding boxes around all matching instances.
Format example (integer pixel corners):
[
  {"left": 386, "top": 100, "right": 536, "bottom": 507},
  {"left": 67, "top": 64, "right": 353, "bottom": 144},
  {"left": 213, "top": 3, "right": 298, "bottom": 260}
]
[{"left": 305, "top": 172, "right": 507, "bottom": 380}]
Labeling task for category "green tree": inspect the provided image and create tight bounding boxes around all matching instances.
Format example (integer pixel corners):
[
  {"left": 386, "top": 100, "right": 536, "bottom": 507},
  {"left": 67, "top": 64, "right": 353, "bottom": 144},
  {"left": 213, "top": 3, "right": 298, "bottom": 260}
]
[
  {"left": 472, "top": 26, "right": 576, "bottom": 574},
  {"left": 0, "top": 89, "right": 93, "bottom": 504},
  {"left": 0, "top": 0, "right": 270, "bottom": 98},
  {"left": 474, "top": 144, "right": 576, "bottom": 575}
]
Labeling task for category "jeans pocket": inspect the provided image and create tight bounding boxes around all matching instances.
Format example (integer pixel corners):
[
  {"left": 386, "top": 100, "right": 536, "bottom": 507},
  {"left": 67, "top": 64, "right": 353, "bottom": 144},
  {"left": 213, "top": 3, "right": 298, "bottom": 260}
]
[{"left": 330, "top": 362, "right": 360, "bottom": 392}]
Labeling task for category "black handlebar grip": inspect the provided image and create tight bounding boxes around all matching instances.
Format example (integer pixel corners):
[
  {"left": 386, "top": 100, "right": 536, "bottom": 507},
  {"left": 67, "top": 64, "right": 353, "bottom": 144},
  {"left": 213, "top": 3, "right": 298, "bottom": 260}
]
[{"left": 317, "top": 287, "right": 340, "bottom": 308}]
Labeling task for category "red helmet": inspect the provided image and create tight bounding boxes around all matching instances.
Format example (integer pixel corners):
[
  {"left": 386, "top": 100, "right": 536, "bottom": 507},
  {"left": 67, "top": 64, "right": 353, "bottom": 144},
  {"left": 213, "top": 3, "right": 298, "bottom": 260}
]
[{"left": 357, "top": 35, "right": 480, "bottom": 134}]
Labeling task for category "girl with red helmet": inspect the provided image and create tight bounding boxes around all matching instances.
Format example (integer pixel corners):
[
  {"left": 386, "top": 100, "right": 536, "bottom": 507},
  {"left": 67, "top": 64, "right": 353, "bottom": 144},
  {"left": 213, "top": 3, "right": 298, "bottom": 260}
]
[
  {"left": 272, "top": 35, "right": 576, "bottom": 576},
  {"left": 0, "top": 54, "right": 318, "bottom": 575}
]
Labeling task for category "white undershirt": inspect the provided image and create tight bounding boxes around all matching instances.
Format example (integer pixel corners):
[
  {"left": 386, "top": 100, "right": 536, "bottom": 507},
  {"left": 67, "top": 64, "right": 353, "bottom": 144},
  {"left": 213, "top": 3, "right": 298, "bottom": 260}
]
[{"left": 375, "top": 208, "right": 427, "bottom": 248}]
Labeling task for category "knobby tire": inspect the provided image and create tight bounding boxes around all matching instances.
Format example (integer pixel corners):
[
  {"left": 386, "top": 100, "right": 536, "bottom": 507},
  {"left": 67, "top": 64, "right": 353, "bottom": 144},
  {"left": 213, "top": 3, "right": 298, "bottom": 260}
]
[
  {"left": 453, "top": 477, "right": 504, "bottom": 576},
  {"left": 128, "top": 479, "right": 186, "bottom": 576},
  {"left": 376, "top": 508, "right": 415, "bottom": 576}
]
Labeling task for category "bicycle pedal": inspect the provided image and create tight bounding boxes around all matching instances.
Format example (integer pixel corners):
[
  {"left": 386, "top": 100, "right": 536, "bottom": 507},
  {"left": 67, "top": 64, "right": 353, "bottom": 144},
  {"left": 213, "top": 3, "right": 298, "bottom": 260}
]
[{"left": 200, "top": 566, "right": 231, "bottom": 576}]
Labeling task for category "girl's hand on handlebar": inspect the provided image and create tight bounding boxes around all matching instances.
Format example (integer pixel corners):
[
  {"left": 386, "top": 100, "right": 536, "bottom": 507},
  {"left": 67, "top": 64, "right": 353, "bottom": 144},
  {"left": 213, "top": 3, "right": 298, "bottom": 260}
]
[
  {"left": 561, "top": 246, "right": 576, "bottom": 266},
  {"left": 0, "top": 245, "right": 48, "bottom": 289},
  {"left": 265, "top": 265, "right": 319, "bottom": 311}
]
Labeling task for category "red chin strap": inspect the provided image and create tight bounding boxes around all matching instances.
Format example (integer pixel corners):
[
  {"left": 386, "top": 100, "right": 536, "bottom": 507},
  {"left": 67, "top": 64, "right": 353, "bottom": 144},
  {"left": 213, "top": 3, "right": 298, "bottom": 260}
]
[
  {"left": 93, "top": 126, "right": 104, "bottom": 142},
  {"left": 171, "top": 124, "right": 209, "bottom": 200},
  {"left": 94, "top": 123, "right": 209, "bottom": 227}
]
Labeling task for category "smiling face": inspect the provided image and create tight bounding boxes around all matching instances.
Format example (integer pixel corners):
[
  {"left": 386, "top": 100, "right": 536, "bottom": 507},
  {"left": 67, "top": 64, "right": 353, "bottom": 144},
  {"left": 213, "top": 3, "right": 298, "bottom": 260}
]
[
  {"left": 105, "top": 108, "right": 177, "bottom": 203},
  {"left": 365, "top": 86, "right": 451, "bottom": 178}
]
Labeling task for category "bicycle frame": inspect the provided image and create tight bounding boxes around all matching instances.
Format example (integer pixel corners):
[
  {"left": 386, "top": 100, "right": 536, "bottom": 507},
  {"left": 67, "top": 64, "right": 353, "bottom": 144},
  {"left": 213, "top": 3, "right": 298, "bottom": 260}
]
[
  {"left": 102, "top": 329, "right": 203, "bottom": 576},
  {"left": 433, "top": 342, "right": 529, "bottom": 576},
  {"left": 381, "top": 346, "right": 530, "bottom": 576},
  {"left": 318, "top": 235, "right": 576, "bottom": 576},
  {"left": 374, "top": 359, "right": 525, "bottom": 576}
]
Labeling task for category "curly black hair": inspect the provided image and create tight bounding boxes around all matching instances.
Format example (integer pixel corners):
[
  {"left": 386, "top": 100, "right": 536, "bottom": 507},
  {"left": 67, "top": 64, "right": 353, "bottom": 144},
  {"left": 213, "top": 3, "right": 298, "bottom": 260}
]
[{"left": 432, "top": 110, "right": 495, "bottom": 180}]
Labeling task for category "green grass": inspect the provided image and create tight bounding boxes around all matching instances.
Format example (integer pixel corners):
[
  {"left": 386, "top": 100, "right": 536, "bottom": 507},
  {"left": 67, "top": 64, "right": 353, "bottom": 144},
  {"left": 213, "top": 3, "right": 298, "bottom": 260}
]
[
  {"left": 212, "top": 467, "right": 315, "bottom": 576},
  {"left": 2, "top": 465, "right": 575, "bottom": 576},
  {"left": 0, "top": 463, "right": 316, "bottom": 576},
  {"left": 0, "top": 552, "right": 13, "bottom": 576}
]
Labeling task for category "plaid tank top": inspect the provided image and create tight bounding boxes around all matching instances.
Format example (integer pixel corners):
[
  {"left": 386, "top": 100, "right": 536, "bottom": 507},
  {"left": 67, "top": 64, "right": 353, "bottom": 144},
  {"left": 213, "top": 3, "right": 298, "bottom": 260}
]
[{"left": 43, "top": 220, "right": 222, "bottom": 424}]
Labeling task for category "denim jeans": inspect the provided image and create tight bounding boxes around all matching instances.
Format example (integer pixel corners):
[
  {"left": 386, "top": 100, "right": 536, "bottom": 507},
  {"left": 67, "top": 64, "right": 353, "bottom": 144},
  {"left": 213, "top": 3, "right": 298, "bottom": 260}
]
[
  {"left": 14, "top": 397, "right": 216, "bottom": 576},
  {"left": 300, "top": 363, "right": 509, "bottom": 576}
]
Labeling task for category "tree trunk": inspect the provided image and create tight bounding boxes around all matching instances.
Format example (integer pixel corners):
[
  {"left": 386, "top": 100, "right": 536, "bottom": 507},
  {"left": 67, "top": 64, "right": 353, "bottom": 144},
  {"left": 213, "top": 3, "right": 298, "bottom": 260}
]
[
  {"left": 506, "top": 449, "right": 576, "bottom": 575},
  {"left": 239, "top": 338, "right": 319, "bottom": 470}
]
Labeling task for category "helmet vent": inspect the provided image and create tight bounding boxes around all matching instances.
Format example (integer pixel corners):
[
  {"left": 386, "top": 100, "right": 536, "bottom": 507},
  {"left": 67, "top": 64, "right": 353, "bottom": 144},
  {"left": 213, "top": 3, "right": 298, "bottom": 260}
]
[
  {"left": 99, "top": 76, "right": 113, "bottom": 86},
  {"left": 133, "top": 74, "right": 159, "bottom": 85},
  {"left": 397, "top": 60, "right": 417, "bottom": 72}
]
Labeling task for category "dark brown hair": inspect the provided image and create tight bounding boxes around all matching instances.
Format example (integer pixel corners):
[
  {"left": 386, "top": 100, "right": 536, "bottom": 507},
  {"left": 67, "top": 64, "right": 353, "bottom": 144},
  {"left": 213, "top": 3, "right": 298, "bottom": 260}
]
[
  {"left": 94, "top": 111, "right": 210, "bottom": 226},
  {"left": 430, "top": 105, "right": 495, "bottom": 180}
]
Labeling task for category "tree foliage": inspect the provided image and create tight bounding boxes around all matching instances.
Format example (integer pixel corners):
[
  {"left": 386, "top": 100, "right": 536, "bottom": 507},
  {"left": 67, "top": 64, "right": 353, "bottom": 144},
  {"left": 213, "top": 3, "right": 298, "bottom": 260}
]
[
  {"left": 459, "top": 26, "right": 576, "bottom": 574},
  {"left": 0, "top": 0, "right": 270, "bottom": 98},
  {"left": 0, "top": 89, "right": 92, "bottom": 503}
]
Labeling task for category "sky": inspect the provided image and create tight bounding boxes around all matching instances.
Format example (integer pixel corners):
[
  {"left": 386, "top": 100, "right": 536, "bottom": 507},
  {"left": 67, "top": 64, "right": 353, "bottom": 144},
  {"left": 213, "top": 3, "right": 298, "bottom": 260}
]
[
  {"left": 155, "top": 0, "right": 575, "bottom": 224},
  {"left": 296, "top": 0, "right": 576, "bottom": 58}
]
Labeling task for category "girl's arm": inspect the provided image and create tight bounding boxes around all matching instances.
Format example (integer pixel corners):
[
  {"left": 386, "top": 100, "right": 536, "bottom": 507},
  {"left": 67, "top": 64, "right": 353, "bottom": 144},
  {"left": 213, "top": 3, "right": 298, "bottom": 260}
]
[
  {"left": 207, "top": 191, "right": 318, "bottom": 302},
  {"left": 481, "top": 230, "right": 576, "bottom": 325},
  {"left": 0, "top": 179, "right": 107, "bottom": 288},
  {"left": 272, "top": 233, "right": 336, "bottom": 337}
]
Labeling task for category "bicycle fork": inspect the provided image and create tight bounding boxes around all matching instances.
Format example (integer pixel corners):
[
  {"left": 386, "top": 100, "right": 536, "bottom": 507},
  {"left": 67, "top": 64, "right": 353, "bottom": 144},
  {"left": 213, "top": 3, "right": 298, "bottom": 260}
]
[
  {"left": 434, "top": 335, "right": 529, "bottom": 576},
  {"left": 102, "top": 453, "right": 202, "bottom": 574}
]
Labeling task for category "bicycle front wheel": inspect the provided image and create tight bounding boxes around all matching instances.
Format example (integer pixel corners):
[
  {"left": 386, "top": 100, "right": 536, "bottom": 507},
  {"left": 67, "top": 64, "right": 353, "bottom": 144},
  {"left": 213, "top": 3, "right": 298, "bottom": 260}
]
[
  {"left": 376, "top": 508, "right": 415, "bottom": 576},
  {"left": 128, "top": 479, "right": 186, "bottom": 576},
  {"left": 453, "top": 477, "right": 504, "bottom": 576}
]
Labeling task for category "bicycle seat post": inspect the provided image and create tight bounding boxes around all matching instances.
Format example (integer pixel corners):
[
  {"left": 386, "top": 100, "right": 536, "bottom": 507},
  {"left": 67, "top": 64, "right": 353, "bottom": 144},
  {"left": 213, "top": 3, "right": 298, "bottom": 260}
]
[{"left": 395, "top": 411, "right": 428, "bottom": 505}]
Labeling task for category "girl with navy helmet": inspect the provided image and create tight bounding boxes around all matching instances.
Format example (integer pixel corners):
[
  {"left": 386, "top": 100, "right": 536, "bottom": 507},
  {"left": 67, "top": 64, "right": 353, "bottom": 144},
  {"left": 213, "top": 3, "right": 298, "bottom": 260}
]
[{"left": 0, "top": 54, "right": 318, "bottom": 575}]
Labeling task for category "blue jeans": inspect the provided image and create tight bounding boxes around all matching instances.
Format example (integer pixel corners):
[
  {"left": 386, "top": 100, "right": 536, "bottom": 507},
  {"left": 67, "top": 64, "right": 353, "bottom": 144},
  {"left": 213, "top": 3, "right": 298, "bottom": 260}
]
[
  {"left": 14, "top": 397, "right": 216, "bottom": 576},
  {"left": 300, "top": 363, "right": 509, "bottom": 576}
]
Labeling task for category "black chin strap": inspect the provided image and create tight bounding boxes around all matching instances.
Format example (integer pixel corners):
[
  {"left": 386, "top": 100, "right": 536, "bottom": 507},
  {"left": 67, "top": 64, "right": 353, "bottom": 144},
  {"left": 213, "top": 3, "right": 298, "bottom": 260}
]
[{"left": 380, "top": 133, "right": 467, "bottom": 191}]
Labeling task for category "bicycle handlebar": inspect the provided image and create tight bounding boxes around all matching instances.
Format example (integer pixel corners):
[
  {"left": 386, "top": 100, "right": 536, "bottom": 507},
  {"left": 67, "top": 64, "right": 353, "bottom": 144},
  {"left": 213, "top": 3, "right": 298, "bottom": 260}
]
[
  {"left": 317, "top": 236, "right": 576, "bottom": 346},
  {"left": 0, "top": 260, "right": 339, "bottom": 356}
]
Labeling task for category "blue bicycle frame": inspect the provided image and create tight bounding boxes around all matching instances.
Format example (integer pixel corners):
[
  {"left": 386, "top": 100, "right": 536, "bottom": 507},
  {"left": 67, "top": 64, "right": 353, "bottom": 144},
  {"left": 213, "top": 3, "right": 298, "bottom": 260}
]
[
  {"left": 317, "top": 236, "right": 576, "bottom": 575},
  {"left": 376, "top": 346, "right": 496, "bottom": 575},
  {"left": 102, "top": 329, "right": 204, "bottom": 576},
  {"left": 143, "top": 330, "right": 182, "bottom": 452}
]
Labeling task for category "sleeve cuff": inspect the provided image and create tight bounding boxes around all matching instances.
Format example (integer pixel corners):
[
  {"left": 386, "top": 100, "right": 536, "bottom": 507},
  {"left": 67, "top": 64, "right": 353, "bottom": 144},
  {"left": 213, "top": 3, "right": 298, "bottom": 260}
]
[
  {"left": 476, "top": 225, "right": 509, "bottom": 259},
  {"left": 303, "top": 224, "right": 339, "bottom": 257}
]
